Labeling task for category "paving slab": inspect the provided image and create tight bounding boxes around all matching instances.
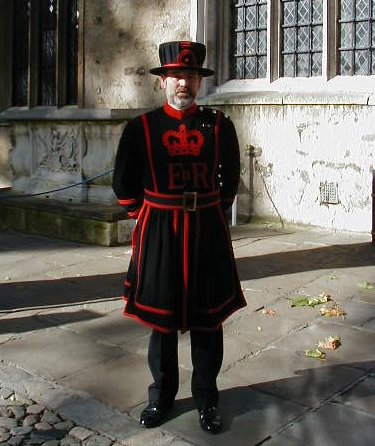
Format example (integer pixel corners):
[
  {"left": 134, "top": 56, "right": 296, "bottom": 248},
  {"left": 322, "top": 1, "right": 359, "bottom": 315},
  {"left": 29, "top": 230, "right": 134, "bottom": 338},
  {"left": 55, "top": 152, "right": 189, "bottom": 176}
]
[
  {"left": 217, "top": 347, "right": 366, "bottom": 408},
  {"left": 0, "top": 227, "right": 374, "bottom": 446},
  {"left": 264, "top": 402, "right": 375, "bottom": 446},
  {"left": 42, "top": 255, "right": 127, "bottom": 279},
  {"left": 0, "top": 327, "right": 124, "bottom": 380},
  {"left": 59, "top": 353, "right": 155, "bottom": 411},
  {"left": 240, "top": 270, "right": 325, "bottom": 302},
  {"left": 351, "top": 279, "right": 375, "bottom": 304},
  {"left": 0, "top": 308, "right": 106, "bottom": 337},
  {"left": 155, "top": 387, "right": 305, "bottom": 446},
  {"left": 333, "top": 375, "right": 375, "bottom": 414},
  {"left": 362, "top": 318, "right": 375, "bottom": 331},
  {"left": 288, "top": 269, "right": 369, "bottom": 302},
  {"left": 222, "top": 298, "right": 321, "bottom": 351},
  {"left": 331, "top": 299, "right": 375, "bottom": 328},
  {"left": 272, "top": 321, "right": 375, "bottom": 372},
  {"left": 38, "top": 304, "right": 150, "bottom": 345},
  {"left": 0, "top": 273, "right": 124, "bottom": 312}
]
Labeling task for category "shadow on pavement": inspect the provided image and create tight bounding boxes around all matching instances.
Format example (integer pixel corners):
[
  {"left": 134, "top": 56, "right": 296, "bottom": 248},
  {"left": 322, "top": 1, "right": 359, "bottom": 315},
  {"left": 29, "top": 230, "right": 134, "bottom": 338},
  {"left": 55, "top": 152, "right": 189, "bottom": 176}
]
[
  {"left": 164, "top": 360, "right": 375, "bottom": 444},
  {"left": 0, "top": 309, "right": 103, "bottom": 334},
  {"left": 236, "top": 242, "right": 375, "bottom": 281},
  {"left": 1, "top": 243, "right": 374, "bottom": 312},
  {"left": 0, "top": 273, "right": 124, "bottom": 312}
]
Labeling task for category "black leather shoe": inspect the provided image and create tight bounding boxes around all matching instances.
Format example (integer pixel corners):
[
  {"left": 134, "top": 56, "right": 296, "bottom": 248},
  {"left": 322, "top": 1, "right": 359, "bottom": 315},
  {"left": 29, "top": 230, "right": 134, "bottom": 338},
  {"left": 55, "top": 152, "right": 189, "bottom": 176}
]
[
  {"left": 199, "top": 406, "right": 222, "bottom": 434},
  {"left": 140, "top": 402, "right": 171, "bottom": 428}
]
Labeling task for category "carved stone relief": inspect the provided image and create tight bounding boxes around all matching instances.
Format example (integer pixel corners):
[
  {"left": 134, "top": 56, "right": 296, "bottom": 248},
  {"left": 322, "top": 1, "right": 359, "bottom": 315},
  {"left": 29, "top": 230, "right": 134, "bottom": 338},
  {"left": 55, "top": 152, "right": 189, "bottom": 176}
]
[{"left": 32, "top": 125, "right": 81, "bottom": 175}]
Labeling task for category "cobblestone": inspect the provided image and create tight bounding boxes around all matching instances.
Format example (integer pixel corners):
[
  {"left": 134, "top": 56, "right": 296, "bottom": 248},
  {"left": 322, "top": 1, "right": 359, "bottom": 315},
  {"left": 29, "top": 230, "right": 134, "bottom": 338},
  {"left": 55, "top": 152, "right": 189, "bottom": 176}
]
[{"left": 0, "top": 388, "right": 116, "bottom": 446}]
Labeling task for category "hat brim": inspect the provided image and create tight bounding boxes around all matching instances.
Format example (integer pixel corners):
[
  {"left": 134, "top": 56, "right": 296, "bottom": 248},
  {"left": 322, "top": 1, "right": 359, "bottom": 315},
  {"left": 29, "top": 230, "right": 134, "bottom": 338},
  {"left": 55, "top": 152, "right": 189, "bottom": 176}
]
[{"left": 149, "top": 65, "right": 214, "bottom": 77}]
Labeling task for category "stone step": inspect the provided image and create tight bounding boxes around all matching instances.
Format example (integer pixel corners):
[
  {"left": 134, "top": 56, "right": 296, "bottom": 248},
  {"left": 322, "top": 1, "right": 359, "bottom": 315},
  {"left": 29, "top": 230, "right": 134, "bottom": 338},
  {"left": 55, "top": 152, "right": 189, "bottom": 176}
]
[{"left": 0, "top": 193, "right": 133, "bottom": 246}]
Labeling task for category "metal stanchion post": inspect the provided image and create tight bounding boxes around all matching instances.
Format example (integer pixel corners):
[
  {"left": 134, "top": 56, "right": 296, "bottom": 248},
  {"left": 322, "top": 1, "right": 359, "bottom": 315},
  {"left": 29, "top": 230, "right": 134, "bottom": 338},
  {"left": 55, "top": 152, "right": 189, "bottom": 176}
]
[{"left": 231, "top": 195, "right": 237, "bottom": 227}]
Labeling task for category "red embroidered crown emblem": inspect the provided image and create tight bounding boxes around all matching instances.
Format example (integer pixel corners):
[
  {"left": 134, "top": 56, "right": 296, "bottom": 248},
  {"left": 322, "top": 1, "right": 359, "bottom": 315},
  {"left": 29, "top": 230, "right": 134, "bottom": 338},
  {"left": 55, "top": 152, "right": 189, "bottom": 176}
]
[{"left": 162, "top": 125, "right": 204, "bottom": 157}]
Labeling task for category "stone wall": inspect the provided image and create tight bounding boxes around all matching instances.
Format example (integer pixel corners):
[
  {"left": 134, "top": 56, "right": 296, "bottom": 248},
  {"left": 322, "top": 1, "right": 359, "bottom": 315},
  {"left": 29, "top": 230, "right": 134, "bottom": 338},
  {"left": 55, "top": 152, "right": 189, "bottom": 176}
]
[
  {"left": 83, "top": 0, "right": 191, "bottom": 109},
  {"left": 0, "top": 123, "right": 12, "bottom": 188},
  {"left": 204, "top": 96, "right": 375, "bottom": 233}
]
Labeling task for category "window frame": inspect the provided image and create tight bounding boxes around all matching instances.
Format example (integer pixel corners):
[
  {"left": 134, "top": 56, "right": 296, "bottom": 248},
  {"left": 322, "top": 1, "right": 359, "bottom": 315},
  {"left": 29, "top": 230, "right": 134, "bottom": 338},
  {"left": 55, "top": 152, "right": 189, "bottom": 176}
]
[
  {"left": 9, "top": 0, "right": 83, "bottom": 109},
  {"left": 200, "top": 0, "right": 375, "bottom": 96}
]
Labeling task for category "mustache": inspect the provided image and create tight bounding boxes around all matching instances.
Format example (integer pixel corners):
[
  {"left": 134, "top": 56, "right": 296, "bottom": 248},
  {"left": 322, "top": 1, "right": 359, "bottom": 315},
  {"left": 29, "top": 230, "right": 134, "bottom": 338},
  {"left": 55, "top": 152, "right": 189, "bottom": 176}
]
[{"left": 177, "top": 87, "right": 190, "bottom": 94}]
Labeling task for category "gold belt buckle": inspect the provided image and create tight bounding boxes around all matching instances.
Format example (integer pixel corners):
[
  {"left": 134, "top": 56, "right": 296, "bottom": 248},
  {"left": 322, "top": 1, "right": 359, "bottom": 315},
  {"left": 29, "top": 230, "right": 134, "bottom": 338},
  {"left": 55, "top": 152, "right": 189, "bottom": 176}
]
[{"left": 183, "top": 192, "right": 198, "bottom": 211}]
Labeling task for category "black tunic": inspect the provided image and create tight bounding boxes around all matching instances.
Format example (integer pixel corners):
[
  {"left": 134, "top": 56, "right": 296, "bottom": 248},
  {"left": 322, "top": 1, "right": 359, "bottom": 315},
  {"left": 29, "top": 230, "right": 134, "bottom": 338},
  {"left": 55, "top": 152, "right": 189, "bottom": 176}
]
[{"left": 113, "top": 102, "right": 247, "bottom": 333}]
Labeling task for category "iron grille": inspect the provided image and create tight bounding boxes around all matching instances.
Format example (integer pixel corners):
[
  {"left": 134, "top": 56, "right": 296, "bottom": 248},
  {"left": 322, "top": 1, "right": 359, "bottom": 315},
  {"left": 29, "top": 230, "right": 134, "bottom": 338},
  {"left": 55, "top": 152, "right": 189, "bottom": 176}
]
[
  {"left": 12, "top": 0, "right": 30, "bottom": 106},
  {"left": 231, "top": 0, "right": 268, "bottom": 79},
  {"left": 38, "top": 0, "right": 57, "bottom": 105},
  {"left": 66, "top": 0, "right": 79, "bottom": 105},
  {"left": 281, "top": 0, "right": 323, "bottom": 77},
  {"left": 339, "top": 0, "right": 375, "bottom": 75},
  {"left": 320, "top": 182, "right": 340, "bottom": 205}
]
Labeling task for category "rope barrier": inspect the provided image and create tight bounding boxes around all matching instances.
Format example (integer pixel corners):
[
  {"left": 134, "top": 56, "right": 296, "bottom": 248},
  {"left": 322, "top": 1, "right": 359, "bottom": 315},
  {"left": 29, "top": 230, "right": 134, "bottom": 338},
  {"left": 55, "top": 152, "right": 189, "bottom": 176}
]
[{"left": 0, "top": 168, "right": 114, "bottom": 199}]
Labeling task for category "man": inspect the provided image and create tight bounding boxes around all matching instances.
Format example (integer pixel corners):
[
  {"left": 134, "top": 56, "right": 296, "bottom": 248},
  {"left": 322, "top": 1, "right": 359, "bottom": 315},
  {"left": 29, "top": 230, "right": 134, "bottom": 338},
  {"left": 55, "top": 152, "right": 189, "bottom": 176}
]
[{"left": 113, "top": 41, "right": 247, "bottom": 434}]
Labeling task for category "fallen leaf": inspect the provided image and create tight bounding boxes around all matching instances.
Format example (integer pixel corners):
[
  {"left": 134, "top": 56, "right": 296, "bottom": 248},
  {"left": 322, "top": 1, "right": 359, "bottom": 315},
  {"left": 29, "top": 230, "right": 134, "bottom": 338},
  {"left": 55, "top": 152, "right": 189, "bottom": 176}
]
[
  {"left": 318, "top": 335, "right": 341, "bottom": 350},
  {"left": 290, "top": 293, "right": 331, "bottom": 308},
  {"left": 262, "top": 308, "right": 276, "bottom": 316},
  {"left": 320, "top": 304, "right": 347, "bottom": 318},
  {"left": 305, "top": 349, "right": 326, "bottom": 360},
  {"left": 358, "top": 282, "right": 375, "bottom": 290},
  {"left": 290, "top": 296, "right": 310, "bottom": 307}
]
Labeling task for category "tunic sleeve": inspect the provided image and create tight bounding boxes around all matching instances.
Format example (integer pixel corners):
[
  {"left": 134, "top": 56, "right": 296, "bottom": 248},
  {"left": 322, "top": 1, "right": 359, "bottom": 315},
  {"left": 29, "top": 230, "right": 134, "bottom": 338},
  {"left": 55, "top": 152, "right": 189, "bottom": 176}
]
[
  {"left": 112, "top": 119, "right": 144, "bottom": 219},
  {"left": 218, "top": 115, "right": 241, "bottom": 211}
]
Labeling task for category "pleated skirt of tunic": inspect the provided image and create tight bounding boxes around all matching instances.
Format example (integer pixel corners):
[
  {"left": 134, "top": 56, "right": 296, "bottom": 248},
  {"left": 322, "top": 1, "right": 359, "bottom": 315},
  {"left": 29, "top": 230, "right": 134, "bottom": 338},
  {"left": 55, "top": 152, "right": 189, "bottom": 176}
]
[{"left": 123, "top": 201, "right": 246, "bottom": 333}]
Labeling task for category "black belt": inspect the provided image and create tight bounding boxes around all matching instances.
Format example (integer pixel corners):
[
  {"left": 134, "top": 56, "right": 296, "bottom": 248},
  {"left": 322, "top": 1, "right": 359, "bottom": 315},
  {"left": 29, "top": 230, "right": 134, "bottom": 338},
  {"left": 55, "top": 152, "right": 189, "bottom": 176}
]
[{"left": 144, "top": 190, "right": 221, "bottom": 212}]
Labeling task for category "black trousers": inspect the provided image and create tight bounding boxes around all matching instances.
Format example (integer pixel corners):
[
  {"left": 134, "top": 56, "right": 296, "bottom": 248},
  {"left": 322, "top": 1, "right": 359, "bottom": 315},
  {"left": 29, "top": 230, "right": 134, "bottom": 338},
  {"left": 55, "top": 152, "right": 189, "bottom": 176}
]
[{"left": 147, "top": 327, "right": 224, "bottom": 410}]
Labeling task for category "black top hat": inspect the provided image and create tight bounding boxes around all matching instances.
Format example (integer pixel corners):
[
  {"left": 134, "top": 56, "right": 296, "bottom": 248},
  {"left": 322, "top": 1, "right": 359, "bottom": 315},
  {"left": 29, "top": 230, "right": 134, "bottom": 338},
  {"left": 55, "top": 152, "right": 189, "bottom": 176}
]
[{"left": 149, "top": 41, "right": 214, "bottom": 77}]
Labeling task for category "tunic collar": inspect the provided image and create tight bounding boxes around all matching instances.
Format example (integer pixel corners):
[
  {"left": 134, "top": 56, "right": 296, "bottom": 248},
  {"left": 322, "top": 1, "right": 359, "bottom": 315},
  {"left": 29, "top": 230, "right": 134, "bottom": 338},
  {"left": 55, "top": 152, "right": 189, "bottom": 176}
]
[{"left": 163, "top": 102, "right": 199, "bottom": 120}]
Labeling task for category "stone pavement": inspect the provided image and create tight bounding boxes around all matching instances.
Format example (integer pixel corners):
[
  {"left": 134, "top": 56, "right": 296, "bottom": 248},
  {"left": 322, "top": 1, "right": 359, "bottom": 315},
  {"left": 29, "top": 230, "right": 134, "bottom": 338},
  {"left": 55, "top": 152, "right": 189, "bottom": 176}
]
[{"left": 0, "top": 225, "right": 375, "bottom": 446}]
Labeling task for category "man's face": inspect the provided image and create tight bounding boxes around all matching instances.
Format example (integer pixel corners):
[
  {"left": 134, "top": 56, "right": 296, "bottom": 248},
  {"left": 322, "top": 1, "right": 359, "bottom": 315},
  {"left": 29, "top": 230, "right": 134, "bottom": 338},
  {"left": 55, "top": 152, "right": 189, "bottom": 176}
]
[{"left": 160, "top": 69, "right": 202, "bottom": 110}]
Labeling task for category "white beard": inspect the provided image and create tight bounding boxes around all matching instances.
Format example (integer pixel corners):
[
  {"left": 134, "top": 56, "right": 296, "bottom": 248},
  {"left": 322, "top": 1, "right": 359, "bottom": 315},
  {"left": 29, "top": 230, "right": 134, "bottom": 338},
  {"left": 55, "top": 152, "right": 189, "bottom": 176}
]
[{"left": 165, "top": 82, "right": 196, "bottom": 110}]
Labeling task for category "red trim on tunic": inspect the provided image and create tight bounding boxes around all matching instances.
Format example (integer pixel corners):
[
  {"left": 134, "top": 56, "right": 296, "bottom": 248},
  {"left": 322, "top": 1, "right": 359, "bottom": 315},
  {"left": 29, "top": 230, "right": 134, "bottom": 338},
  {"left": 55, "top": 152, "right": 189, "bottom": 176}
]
[
  {"left": 163, "top": 102, "right": 199, "bottom": 120},
  {"left": 141, "top": 114, "right": 158, "bottom": 192},
  {"left": 123, "top": 311, "right": 172, "bottom": 334},
  {"left": 143, "top": 200, "right": 220, "bottom": 211},
  {"left": 173, "top": 210, "right": 178, "bottom": 235},
  {"left": 132, "top": 204, "right": 146, "bottom": 252},
  {"left": 118, "top": 198, "right": 138, "bottom": 206},
  {"left": 143, "top": 189, "right": 221, "bottom": 210},
  {"left": 128, "top": 210, "right": 139, "bottom": 219},
  {"left": 134, "top": 301, "right": 174, "bottom": 316}
]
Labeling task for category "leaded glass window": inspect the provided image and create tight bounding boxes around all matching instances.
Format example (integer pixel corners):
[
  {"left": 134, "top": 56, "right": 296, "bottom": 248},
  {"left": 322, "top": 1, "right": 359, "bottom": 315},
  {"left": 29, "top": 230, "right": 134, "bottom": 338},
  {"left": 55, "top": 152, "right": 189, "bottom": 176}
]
[
  {"left": 12, "top": 0, "right": 30, "bottom": 106},
  {"left": 281, "top": 0, "right": 323, "bottom": 77},
  {"left": 39, "top": 0, "right": 57, "bottom": 105},
  {"left": 11, "top": 0, "right": 79, "bottom": 107},
  {"left": 231, "top": 0, "right": 268, "bottom": 79},
  {"left": 339, "top": 0, "right": 375, "bottom": 75},
  {"left": 66, "top": 0, "right": 79, "bottom": 105}
]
